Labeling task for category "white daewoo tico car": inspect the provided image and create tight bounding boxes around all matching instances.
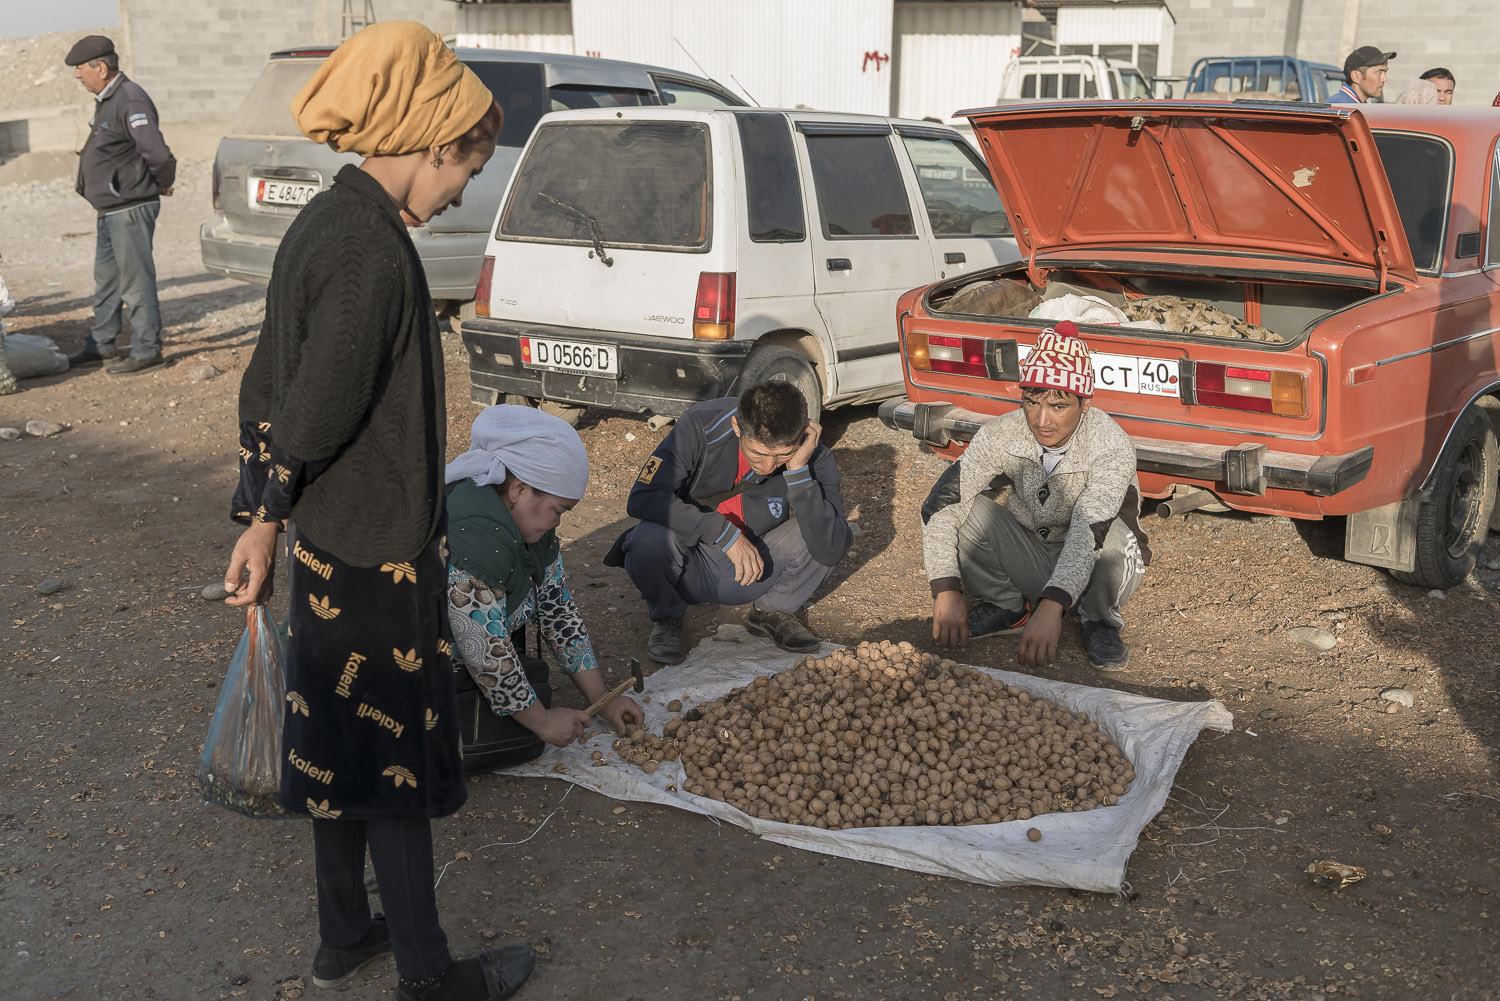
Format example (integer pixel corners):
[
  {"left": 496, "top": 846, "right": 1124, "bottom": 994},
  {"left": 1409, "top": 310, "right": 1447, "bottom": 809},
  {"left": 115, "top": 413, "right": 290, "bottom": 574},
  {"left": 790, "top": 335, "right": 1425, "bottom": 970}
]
[{"left": 460, "top": 107, "right": 1019, "bottom": 422}]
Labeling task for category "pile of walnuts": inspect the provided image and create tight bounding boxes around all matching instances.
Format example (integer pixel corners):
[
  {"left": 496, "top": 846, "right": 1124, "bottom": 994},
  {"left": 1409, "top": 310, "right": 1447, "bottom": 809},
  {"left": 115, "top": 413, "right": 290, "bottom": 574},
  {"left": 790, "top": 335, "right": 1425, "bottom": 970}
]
[{"left": 612, "top": 640, "right": 1133, "bottom": 830}]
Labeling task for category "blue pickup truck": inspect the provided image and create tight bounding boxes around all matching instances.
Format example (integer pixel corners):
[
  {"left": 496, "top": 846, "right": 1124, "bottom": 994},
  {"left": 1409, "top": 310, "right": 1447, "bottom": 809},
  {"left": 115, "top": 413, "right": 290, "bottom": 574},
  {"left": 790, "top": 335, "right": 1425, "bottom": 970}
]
[{"left": 1183, "top": 56, "right": 1346, "bottom": 103}]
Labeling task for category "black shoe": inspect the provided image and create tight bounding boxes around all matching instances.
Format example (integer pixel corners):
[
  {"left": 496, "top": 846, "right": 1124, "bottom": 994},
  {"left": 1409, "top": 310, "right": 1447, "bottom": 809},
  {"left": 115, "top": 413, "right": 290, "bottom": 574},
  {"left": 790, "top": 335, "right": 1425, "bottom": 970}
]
[
  {"left": 744, "top": 607, "right": 821, "bottom": 653},
  {"left": 1081, "top": 621, "right": 1129, "bottom": 671},
  {"left": 311, "top": 916, "right": 392, "bottom": 988},
  {"left": 968, "top": 602, "right": 1031, "bottom": 638},
  {"left": 68, "top": 347, "right": 118, "bottom": 367},
  {"left": 396, "top": 945, "right": 537, "bottom": 1001},
  {"left": 646, "top": 615, "right": 685, "bottom": 665},
  {"left": 105, "top": 355, "right": 164, "bottom": 376}
]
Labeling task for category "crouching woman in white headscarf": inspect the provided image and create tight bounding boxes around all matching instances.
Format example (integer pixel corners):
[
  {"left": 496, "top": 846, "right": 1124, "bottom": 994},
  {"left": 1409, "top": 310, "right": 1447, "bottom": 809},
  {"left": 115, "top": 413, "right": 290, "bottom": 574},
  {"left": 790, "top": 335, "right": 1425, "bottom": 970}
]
[{"left": 444, "top": 405, "right": 643, "bottom": 771}]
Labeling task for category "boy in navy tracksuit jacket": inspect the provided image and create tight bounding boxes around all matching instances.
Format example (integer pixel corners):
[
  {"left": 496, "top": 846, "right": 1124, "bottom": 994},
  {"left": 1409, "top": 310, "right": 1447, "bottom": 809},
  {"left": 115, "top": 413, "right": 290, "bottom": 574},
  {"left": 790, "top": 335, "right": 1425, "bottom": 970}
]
[{"left": 605, "top": 382, "right": 852, "bottom": 664}]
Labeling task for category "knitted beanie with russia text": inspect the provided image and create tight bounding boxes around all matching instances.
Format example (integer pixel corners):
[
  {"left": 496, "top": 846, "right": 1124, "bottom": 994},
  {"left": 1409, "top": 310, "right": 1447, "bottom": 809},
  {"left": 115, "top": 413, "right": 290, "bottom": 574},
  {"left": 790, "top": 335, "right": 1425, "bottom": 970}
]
[{"left": 1019, "top": 320, "right": 1095, "bottom": 398}]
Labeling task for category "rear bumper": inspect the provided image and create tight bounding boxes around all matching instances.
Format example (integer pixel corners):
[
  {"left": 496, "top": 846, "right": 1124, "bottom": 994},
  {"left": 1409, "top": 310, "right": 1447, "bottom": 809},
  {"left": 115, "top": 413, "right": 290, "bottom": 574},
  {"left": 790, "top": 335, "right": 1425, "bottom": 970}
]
[
  {"left": 199, "top": 222, "right": 484, "bottom": 301},
  {"left": 879, "top": 398, "right": 1374, "bottom": 498},
  {"left": 459, "top": 318, "right": 754, "bottom": 417}
]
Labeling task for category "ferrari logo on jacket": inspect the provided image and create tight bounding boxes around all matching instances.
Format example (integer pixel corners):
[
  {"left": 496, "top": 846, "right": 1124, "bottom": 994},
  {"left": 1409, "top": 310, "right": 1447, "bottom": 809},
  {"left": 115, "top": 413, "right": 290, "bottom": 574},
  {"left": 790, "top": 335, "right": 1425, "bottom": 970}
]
[{"left": 637, "top": 456, "right": 661, "bottom": 483}]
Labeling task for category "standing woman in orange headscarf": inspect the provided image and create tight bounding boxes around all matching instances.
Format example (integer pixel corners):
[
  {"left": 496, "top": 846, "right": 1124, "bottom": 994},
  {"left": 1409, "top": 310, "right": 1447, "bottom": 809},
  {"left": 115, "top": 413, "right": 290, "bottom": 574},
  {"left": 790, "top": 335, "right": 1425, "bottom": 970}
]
[{"left": 221, "top": 22, "right": 533, "bottom": 1001}]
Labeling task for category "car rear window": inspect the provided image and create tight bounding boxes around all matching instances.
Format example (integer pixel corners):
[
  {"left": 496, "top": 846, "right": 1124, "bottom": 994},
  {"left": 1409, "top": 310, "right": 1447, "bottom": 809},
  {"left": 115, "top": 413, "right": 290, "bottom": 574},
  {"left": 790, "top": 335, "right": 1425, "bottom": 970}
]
[
  {"left": 466, "top": 61, "right": 547, "bottom": 149},
  {"left": 1373, "top": 132, "right": 1452, "bottom": 273},
  {"left": 228, "top": 58, "right": 321, "bottom": 137},
  {"left": 737, "top": 113, "right": 805, "bottom": 242},
  {"left": 500, "top": 122, "right": 711, "bottom": 251}
]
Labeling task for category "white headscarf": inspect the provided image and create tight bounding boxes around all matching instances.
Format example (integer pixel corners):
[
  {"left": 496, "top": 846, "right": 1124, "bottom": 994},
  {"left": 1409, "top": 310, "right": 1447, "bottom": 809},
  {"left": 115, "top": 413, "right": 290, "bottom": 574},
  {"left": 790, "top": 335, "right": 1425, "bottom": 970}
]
[{"left": 444, "top": 404, "right": 590, "bottom": 499}]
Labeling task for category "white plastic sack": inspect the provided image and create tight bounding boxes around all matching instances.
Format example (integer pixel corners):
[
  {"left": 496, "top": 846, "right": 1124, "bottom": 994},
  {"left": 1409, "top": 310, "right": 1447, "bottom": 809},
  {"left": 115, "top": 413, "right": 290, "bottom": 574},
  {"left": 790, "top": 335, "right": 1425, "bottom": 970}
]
[
  {"left": 1031, "top": 293, "right": 1128, "bottom": 326},
  {"left": 510, "top": 626, "right": 1232, "bottom": 891},
  {"left": 3, "top": 333, "right": 69, "bottom": 379}
]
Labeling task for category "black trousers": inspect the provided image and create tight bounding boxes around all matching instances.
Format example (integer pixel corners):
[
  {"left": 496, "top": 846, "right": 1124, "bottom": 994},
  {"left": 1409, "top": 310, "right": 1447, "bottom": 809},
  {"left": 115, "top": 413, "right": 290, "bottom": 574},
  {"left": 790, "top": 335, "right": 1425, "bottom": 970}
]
[
  {"left": 456, "top": 651, "right": 552, "bottom": 773},
  {"left": 313, "top": 817, "right": 451, "bottom": 979}
]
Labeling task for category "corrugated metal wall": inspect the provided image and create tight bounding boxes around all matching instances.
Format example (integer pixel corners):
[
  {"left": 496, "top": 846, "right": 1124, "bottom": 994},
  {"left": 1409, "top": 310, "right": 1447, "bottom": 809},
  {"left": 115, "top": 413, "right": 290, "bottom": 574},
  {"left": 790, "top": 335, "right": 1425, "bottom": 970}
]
[
  {"left": 893, "top": 1, "right": 1021, "bottom": 122},
  {"left": 1056, "top": 5, "right": 1167, "bottom": 45},
  {"left": 454, "top": 2, "right": 574, "bottom": 52},
  {"left": 569, "top": 0, "right": 896, "bottom": 114}
]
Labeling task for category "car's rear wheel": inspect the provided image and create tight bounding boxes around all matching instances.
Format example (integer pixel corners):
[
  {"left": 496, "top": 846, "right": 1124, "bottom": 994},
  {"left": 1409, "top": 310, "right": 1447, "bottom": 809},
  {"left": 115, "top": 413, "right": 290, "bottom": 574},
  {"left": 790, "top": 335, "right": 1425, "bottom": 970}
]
[
  {"left": 738, "top": 345, "right": 822, "bottom": 425},
  {"left": 1392, "top": 405, "right": 1497, "bottom": 589}
]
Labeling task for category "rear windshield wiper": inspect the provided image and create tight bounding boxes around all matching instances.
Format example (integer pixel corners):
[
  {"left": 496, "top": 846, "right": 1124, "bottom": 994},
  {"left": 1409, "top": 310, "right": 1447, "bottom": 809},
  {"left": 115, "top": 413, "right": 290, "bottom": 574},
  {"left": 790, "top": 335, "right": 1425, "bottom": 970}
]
[{"left": 540, "top": 191, "right": 614, "bottom": 267}]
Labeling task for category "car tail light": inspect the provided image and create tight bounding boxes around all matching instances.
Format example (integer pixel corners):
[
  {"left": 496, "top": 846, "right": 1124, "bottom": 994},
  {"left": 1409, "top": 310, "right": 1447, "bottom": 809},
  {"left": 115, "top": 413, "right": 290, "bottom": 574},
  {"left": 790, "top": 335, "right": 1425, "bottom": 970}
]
[
  {"left": 906, "top": 329, "right": 988, "bottom": 378},
  {"left": 693, "top": 272, "right": 736, "bottom": 340},
  {"left": 473, "top": 255, "right": 495, "bottom": 318},
  {"left": 211, "top": 161, "right": 221, "bottom": 211},
  {"left": 1194, "top": 362, "right": 1307, "bottom": 417}
]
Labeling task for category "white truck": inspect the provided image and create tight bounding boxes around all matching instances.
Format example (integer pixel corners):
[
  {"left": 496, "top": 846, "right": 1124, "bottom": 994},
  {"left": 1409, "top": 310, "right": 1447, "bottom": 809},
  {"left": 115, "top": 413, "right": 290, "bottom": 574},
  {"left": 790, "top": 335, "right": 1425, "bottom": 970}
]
[{"left": 995, "top": 55, "right": 1153, "bottom": 103}]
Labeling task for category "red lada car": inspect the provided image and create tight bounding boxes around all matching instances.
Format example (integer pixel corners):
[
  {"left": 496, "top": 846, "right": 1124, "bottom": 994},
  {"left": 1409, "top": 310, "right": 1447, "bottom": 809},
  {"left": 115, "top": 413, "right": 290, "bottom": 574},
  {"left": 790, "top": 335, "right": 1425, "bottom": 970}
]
[{"left": 881, "top": 102, "right": 1500, "bottom": 588}]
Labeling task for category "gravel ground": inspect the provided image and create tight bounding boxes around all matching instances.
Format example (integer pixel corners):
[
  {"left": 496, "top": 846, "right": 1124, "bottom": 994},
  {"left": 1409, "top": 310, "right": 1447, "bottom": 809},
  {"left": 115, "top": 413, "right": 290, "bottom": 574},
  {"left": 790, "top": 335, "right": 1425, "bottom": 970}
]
[{"left": 1, "top": 136, "right": 1496, "bottom": 1000}]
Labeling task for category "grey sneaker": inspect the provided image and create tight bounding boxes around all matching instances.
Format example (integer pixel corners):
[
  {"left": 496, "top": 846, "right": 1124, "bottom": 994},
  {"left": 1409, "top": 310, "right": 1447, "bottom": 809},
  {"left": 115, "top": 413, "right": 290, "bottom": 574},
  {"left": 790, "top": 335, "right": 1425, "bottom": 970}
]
[
  {"left": 311, "top": 916, "right": 391, "bottom": 988},
  {"left": 745, "top": 607, "right": 820, "bottom": 653},
  {"left": 646, "top": 615, "right": 686, "bottom": 664},
  {"left": 1081, "top": 621, "right": 1129, "bottom": 671}
]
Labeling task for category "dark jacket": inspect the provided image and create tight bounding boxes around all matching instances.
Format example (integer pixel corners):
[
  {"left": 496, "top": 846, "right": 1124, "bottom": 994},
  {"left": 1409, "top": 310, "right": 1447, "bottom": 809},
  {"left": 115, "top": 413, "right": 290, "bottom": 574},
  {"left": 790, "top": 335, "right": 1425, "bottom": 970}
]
[
  {"left": 236, "top": 166, "right": 447, "bottom": 567},
  {"left": 76, "top": 73, "right": 175, "bottom": 213},
  {"left": 609, "top": 398, "right": 852, "bottom": 568}
]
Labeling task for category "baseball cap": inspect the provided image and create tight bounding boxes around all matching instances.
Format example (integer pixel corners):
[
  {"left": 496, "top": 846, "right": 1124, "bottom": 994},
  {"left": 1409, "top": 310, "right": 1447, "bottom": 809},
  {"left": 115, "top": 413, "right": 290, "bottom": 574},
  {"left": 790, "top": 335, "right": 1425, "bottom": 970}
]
[{"left": 1344, "top": 46, "right": 1395, "bottom": 76}]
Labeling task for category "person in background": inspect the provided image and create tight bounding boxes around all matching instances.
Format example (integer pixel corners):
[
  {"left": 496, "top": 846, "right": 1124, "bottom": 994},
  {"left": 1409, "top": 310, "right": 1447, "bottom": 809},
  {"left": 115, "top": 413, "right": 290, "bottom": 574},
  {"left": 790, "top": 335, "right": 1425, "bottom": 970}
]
[
  {"left": 64, "top": 35, "right": 175, "bottom": 375},
  {"left": 606, "top": 381, "right": 853, "bottom": 665},
  {"left": 1419, "top": 67, "right": 1455, "bottom": 105},
  {"left": 221, "top": 21, "right": 535, "bottom": 1001},
  {"left": 1395, "top": 78, "right": 1440, "bottom": 105},
  {"left": 921, "top": 321, "right": 1149, "bottom": 673},
  {"left": 444, "top": 405, "right": 643, "bottom": 770},
  {"left": 1329, "top": 46, "right": 1394, "bottom": 105},
  {"left": 0, "top": 268, "right": 17, "bottom": 396}
]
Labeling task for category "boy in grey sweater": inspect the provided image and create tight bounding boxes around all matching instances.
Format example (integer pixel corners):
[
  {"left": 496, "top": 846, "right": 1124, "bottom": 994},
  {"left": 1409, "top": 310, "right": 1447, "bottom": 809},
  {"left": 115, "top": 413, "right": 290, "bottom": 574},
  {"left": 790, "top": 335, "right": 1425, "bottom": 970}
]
[{"left": 921, "top": 321, "right": 1149, "bottom": 671}]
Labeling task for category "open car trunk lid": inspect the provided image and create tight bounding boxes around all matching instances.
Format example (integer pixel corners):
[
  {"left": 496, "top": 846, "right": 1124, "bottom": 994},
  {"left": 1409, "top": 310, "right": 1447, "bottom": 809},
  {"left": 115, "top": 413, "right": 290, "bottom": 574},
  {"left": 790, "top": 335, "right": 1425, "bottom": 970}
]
[{"left": 960, "top": 101, "right": 1418, "bottom": 290}]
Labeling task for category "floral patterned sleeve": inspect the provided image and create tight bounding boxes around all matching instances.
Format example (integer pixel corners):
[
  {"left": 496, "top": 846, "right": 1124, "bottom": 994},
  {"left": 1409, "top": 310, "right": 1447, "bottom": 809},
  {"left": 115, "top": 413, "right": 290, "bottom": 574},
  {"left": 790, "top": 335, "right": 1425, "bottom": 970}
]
[
  {"left": 446, "top": 567, "right": 538, "bottom": 716},
  {"left": 535, "top": 554, "right": 598, "bottom": 676}
]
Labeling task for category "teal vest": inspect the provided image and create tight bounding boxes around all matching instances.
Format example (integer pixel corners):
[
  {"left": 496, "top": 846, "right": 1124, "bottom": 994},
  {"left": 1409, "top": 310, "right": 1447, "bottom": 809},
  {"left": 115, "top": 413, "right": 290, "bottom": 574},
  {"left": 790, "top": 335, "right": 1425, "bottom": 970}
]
[{"left": 445, "top": 477, "right": 559, "bottom": 616}]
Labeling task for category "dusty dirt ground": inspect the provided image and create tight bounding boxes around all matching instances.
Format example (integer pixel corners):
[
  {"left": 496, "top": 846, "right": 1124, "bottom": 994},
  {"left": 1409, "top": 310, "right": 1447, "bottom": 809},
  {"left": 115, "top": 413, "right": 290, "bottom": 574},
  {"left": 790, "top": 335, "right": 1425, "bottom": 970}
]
[{"left": 2, "top": 132, "right": 1497, "bottom": 1001}]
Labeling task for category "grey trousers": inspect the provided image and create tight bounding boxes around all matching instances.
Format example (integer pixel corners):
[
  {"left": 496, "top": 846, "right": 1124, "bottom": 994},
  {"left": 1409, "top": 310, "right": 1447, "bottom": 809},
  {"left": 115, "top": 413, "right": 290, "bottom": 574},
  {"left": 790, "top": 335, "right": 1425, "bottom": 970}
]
[
  {"left": 621, "top": 518, "right": 833, "bottom": 620},
  {"left": 85, "top": 201, "right": 163, "bottom": 359},
  {"left": 957, "top": 499, "right": 1144, "bottom": 628}
]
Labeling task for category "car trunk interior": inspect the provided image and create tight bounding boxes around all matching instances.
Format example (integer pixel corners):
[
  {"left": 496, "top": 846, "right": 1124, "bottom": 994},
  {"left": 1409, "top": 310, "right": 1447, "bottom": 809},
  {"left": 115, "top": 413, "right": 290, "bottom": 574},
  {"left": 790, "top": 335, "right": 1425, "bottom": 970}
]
[{"left": 929, "top": 267, "right": 1372, "bottom": 346}]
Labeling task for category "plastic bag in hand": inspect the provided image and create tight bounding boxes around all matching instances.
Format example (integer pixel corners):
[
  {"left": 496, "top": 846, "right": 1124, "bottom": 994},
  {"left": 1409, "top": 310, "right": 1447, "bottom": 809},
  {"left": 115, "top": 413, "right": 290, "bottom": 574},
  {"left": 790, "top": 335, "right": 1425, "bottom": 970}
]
[{"left": 198, "top": 605, "right": 293, "bottom": 818}]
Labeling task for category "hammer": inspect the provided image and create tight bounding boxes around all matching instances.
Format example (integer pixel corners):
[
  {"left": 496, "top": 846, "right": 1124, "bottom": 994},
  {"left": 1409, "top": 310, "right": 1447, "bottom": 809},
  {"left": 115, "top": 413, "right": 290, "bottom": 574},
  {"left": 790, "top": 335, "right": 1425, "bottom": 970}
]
[{"left": 585, "top": 657, "right": 644, "bottom": 716}]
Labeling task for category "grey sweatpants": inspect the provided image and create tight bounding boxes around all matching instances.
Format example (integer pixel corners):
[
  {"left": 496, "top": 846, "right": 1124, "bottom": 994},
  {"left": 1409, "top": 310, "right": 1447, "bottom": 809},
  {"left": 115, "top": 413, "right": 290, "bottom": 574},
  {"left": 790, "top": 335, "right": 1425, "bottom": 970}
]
[
  {"left": 85, "top": 201, "right": 164, "bottom": 359},
  {"left": 957, "top": 499, "right": 1144, "bottom": 628},
  {"left": 620, "top": 518, "right": 833, "bottom": 621}
]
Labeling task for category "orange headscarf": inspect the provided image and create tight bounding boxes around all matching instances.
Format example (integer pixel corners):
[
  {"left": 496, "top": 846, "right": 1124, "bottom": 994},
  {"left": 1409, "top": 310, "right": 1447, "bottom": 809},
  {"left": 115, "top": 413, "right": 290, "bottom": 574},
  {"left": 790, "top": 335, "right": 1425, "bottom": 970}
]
[{"left": 291, "top": 21, "right": 494, "bottom": 157}]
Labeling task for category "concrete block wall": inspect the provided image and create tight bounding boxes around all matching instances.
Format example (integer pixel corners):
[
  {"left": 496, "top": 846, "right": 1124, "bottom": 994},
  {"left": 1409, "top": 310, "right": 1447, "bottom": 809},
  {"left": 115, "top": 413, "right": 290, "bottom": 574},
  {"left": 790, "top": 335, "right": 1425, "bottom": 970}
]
[
  {"left": 1171, "top": 0, "right": 1500, "bottom": 106},
  {"left": 118, "top": 0, "right": 455, "bottom": 125}
]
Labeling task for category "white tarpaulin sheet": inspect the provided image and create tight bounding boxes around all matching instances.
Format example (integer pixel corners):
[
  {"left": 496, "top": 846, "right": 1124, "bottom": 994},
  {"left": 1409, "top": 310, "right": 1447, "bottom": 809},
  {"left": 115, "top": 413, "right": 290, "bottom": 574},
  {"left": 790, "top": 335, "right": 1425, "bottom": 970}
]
[{"left": 509, "top": 626, "right": 1233, "bottom": 892}]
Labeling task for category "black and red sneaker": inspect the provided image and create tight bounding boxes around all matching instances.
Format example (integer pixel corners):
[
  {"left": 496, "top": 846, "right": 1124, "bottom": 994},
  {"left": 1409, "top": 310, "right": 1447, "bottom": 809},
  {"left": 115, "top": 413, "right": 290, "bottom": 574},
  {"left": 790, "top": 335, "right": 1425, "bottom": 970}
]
[{"left": 967, "top": 602, "right": 1031, "bottom": 638}]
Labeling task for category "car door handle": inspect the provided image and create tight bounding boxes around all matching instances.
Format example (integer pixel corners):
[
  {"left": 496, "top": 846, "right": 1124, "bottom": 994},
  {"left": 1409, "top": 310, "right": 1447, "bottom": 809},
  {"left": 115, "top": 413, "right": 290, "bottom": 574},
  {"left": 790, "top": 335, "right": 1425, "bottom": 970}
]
[
  {"left": 944, "top": 252, "right": 966, "bottom": 264},
  {"left": 826, "top": 258, "right": 852, "bottom": 272}
]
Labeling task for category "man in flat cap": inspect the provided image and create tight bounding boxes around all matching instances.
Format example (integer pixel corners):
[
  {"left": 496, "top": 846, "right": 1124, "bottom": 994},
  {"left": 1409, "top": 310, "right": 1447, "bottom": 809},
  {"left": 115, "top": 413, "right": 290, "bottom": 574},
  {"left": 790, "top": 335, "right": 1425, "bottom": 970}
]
[
  {"left": 66, "top": 35, "right": 175, "bottom": 375},
  {"left": 1330, "top": 46, "right": 1394, "bottom": 105}
]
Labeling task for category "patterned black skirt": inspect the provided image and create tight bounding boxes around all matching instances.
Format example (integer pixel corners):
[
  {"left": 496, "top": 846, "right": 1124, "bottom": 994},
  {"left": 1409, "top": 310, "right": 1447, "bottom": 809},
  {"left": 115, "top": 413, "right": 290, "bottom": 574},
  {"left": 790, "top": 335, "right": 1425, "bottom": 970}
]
[{"left": 279, "top": 526, "right": 466, "bottom": 821}]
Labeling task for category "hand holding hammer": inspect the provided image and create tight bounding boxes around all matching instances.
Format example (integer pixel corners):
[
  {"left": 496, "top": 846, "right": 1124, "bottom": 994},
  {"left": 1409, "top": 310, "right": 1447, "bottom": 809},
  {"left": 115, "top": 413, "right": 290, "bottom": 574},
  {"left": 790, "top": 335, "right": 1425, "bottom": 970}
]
[{"left": 586, "top": 657, "right": 645, "bottom": 722}]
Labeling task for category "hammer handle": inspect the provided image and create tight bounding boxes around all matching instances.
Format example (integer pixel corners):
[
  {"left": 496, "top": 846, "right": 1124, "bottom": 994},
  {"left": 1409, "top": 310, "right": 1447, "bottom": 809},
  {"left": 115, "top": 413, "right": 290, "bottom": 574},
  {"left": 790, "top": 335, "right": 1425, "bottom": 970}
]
[{"left": 586, "top": 678, "right": 636, "bottom": 717}]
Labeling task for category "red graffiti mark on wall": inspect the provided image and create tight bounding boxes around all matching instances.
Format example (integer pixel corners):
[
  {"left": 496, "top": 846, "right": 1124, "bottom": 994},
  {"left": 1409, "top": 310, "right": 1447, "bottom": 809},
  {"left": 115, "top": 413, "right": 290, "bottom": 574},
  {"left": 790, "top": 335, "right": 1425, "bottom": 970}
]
[
  {"left": 862, "top": 51, "right": 890, "bottom": 72},
  {"left": 585, "top": 50, "right": 601, "bottom": 58}
]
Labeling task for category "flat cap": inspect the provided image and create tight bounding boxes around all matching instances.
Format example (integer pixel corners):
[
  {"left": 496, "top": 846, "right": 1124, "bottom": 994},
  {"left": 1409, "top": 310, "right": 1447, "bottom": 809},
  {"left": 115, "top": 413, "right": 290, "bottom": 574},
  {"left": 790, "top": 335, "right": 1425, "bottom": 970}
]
[
  {"left": 65, "top": 35, "right": 115, "bottom": 67},
  {"left": 1343, "top": 45, "right": 1395, "bottom": 76}
]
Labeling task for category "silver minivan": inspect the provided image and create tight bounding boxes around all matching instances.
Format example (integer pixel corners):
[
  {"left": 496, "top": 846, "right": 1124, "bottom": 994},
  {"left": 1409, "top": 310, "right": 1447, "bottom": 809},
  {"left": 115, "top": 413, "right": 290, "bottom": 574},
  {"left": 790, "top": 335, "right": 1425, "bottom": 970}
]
[{"left": 199, "top": 47, "right": 744, "bottom": 306}]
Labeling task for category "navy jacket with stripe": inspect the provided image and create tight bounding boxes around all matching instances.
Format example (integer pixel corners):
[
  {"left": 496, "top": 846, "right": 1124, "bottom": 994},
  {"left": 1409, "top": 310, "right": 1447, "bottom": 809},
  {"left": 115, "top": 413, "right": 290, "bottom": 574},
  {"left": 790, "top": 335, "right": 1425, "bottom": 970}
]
[{"left": 620, "top": 398, "right": 852, "bottom": 567}]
